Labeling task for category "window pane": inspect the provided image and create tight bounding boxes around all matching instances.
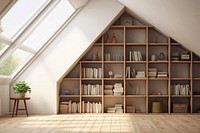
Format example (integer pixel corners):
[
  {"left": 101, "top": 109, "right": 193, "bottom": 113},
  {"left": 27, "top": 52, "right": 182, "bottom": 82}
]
[
  {"left": 0, "top": 49, "right": 32, "bottom": 75},
  {"left": 1, "top": 0, "right": 48, "bottom": 40},
  {"left": 0, "top": 43, "right": 9, "bottom": 56},
  {"left": 23, "top": 0, "right": 75, "bottom": 50}
]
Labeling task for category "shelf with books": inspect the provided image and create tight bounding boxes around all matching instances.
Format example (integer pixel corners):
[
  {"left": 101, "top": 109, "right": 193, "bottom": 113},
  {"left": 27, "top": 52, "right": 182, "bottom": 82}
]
[{"left": 82, "top": 95, "right": 102, "bottom": 98}]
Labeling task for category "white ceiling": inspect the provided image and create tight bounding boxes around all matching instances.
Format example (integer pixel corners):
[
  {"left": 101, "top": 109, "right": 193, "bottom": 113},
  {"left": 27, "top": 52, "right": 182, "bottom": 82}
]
[{"left": 117, "top": 0, "right": 200, "bottom": 56}]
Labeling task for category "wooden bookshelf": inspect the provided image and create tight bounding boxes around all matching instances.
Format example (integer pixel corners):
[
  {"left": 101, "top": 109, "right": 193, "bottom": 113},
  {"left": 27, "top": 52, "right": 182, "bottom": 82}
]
[{"left": 59, "top": 12, "right": 200, "bottom": 114}]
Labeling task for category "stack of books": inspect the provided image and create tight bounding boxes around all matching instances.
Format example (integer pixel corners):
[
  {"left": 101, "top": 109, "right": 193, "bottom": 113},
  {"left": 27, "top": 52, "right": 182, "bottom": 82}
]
[
  {"left": 173, "top": 84, "right": 190, "bottom": 95},
  {"left": 82, "top": 67, "right": 102, "bottom": 78},
  {"left": 82, "top": 84, "right": 102, "bottom": 95},
  {"left": 113, "top": 83, "right": 123, "bottom": 95},
  {"left": 148, "top": 68, "right": 157, "bottom": 78},
  {"left": 128, "top": 51, "right": 143, "bottom": 61},
  {"left": 180, "top": 52, "right": 190, "bottom": 61},
  {"left": 135, "top": 71, "right": 145, "bottom": 78},
  {"left": 115, "top": 103, "right": 123, "bottom": 113},
  {"left": 157, "top": 72, "right": 167, "bottom": 78},
  {"left": 107, "top": 103, "right": 123, "bottom": 113},
  {"left": 60, "top": 102, "right": 69, "bottom": 114},
  {"left": 104, "top": 85, "right": 113, "bottom": 95}
]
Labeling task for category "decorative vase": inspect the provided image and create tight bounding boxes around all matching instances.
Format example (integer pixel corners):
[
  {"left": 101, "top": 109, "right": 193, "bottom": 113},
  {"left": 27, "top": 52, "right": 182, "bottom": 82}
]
[
  {"left": 112, "top": 33, "right": 117, "bottom": 43},
  {"left": 158, "top": 52, "right": 165, "bottom": 60}
]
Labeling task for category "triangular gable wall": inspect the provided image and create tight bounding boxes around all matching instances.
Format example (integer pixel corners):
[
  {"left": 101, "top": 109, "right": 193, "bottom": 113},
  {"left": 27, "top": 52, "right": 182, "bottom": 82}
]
[{"left": 60, "top": 11, "right": 200, "bottom": 114}]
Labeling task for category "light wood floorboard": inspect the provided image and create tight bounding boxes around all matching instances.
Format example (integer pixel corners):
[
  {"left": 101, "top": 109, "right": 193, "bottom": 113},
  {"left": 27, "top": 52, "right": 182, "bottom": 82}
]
[{"left": 0, "top": 114, "right": 200, "bottom": 133}]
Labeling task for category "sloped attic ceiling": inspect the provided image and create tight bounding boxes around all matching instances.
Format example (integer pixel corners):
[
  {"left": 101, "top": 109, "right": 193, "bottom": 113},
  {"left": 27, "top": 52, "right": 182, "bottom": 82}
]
[{"left": 117, "top": 0, "right": 200, "bottom": 56}]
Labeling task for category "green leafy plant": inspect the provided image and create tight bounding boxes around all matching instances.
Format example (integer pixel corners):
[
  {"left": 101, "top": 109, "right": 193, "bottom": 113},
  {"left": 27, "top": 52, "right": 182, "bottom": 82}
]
[{"left": 13, "top": 81, "right": 31, "bottom": 94}]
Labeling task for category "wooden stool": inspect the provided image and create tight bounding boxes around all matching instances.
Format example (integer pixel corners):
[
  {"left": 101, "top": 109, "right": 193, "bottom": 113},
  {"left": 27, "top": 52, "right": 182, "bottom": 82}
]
[{"left": 10, "top": 97, "right": 30, "bottom": 117}]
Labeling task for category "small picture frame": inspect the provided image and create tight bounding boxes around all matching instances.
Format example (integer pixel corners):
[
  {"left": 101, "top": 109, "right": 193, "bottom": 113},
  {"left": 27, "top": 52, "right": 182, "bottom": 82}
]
[{"left": 121, "top": 17, "right": 132, "bottom": 25}]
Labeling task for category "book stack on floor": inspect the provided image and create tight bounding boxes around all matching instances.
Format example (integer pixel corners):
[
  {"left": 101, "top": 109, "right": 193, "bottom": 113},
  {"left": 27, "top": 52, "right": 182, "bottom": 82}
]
[
  {"left": 148, "top": 68, "right": 157, "bottom": 78},
  {"left": 82, "top": 101, "right": 102, "bottom": 113},
  {"left": 135, "top": 71, "right": 145, "bottom": 78},
  {"left": 107, "top": 103, "right": 123, "bottom": 113},
  {"left": 104, "top": 85, "right": 113, "bottom": 95},
  {"left": 113, "top": 83, "right": 123, "bottom": 96},
  {"left": 60, "top": 101, "right": 80, "bottom": 114},
  {"left": 157, "top": 72, "right": 167, "bottom": 78}
]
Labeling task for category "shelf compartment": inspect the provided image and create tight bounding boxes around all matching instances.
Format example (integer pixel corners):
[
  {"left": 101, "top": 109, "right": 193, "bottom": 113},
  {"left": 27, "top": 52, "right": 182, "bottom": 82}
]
[
  {"left": 126, "top": 95, "right": 146, "bottom": 98},
  {"left": 149, "top": 95, "right": 168, "bottom": 98},
  {"left": 148, "top": 61, "right": 168, "bottom": 64},
  {"left": 171, "top": 95, "right": 190, "bottom": 98},
  {"left": 148, "top": 43, "right": 168, "bottom": 46},
  {"left": 59, "top": 95, "right": 80, "bottom": 98},
  {"left": 63, "top": 78, "right": 80, "bottom": 81},
  {"left": 149, "top": 77, "right": 169, "bottom": 81},
  {"left": 126, "top": 61, "right": 146, "bottom": 64},
  {"left": 126, "top": 43, "right": 146, "bottom": 46},
  {"left": 81, "top": 61, "right": 102, "bottom": 64},
  {"left": 81, "top": 78, "right": 102, "bottom": 81},
  {"left": 126, "top": 78, "right": 146, "bottom": 81}
]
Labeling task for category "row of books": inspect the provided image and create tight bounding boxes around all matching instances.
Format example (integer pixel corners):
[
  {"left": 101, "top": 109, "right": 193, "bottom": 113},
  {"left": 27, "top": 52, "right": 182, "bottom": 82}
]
[
  {"left": 173, "top": 84, "right": 190, "bottom": 95},
  {"left": 107, "top": 103, "right": 123, "bottom": 113},
  {"left": 128, "top": 51, "right": 143, "bottom": 61},
  {"left": 82, "top": 67, "right": 102, "bottom": 78},
  {"left": 60, "top": 101, "right": 80, "bottom": 114},
  {"left": 125, "top": 67, "right": 146, "bottom": 78},
  {"left": 82, "top": 84, "right": 102, "bottom": 95},
  {"left": 105, "top": 53, "right": 123, "bottom": 61},
  {"left": 82, "top": 101, "right": 102, "bottom": 113}
]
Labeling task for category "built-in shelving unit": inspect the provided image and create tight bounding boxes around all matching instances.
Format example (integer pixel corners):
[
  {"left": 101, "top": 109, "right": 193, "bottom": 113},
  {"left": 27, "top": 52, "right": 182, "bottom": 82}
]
[{"left": 58, "top": 12, "right": 200, "bottom": 114}]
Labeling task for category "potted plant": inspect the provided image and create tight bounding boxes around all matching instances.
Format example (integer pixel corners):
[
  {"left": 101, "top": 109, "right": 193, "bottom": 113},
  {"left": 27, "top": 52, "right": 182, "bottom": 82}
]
[{"left": 13, "top": 81, "right": 31, "bottom": 98}]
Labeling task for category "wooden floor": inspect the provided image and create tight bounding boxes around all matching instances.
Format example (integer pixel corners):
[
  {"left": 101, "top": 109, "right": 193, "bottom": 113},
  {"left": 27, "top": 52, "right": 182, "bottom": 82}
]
[{"left": 0, "top": 114, "right": 200, "bottom": 133}]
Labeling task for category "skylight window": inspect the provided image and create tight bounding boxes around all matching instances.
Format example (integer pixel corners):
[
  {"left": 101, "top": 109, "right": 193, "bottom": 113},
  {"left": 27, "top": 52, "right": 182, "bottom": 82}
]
[
  {"left": 1, "top": 0, "right": 48, "bottom": 40},
  {"left": 23, "top": 0, "right": 75, "bottom": 50},
  {"left": 0, "top": 49, "right": 32, "bottom": 75},
  {"left": 0, "top": 0, "right": 76, "bottom": 76}
]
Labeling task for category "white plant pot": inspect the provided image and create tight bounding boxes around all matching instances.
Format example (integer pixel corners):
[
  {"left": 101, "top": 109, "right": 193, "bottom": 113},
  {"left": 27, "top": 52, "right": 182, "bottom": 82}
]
[{"left": 18, "top": 93, "right": 26, "bottom": 98}]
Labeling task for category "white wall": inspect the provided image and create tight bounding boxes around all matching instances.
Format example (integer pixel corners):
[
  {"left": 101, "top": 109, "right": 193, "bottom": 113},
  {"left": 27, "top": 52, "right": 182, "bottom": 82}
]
[
  {"left": 0, "top": 76, "right": 12, "bottom": 115},
  {"left": 15, "top": 0, "right": 124, "bottom": 114},
  {"left": 118, "top": 0, "right": 200, "bottom": 56}
]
